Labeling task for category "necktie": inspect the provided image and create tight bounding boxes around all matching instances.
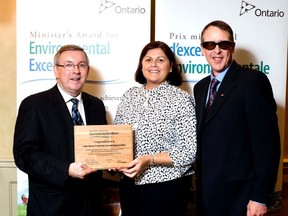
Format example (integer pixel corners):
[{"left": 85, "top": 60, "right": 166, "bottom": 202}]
[
  {"left": 71, "top": 98, "right": 84, "bottom": 125},
  {"left": 206, "top": 78, "right": 220, "bottom": 112}
]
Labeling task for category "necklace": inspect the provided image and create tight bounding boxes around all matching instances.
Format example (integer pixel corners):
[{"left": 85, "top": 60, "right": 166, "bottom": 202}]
[
  {"left": 132, "top": 88, "right": 150, "bottom": 130},
  {"left": 143, "top": 91, "right": 149, "bottom": 108}
]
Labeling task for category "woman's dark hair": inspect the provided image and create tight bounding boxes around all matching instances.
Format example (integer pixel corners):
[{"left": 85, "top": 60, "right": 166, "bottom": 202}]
[
  {"left": 134, "top": 41, "right": 182, "bottom": 86},
  {"left": 201, "top": 20, "right": 234, "bottom": 43}
]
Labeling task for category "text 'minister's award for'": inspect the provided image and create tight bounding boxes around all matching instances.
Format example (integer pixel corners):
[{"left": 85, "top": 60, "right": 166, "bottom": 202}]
[{"left": 74, "top": 125, "right": 133, "bottom": 169}]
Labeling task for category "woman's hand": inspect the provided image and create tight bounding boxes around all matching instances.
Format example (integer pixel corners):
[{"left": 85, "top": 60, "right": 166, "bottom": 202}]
[{"left": 119, "top": 155, "right": 152, "bottom": 178}]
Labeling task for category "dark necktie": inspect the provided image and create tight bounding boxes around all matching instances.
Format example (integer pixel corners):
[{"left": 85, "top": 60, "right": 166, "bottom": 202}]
[
  {"left": 71, "top": 98, "right": 84, "bottom": 125},
  {"left": 206, "top": 78, "right": 220, "bottom": 112}
]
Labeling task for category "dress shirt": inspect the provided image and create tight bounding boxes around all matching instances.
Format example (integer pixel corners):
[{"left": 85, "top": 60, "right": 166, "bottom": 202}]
[
  {"left": 57, "top": 84, "right": 87, "bottom": 125},
  {"left": 206, "top": 64, "right": 230, "bottom": 105}
]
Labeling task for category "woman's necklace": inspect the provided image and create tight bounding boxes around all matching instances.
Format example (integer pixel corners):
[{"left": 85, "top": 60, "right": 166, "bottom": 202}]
[
  {"left": 143, "top": 91, "right": 149, "bottom": 108},
  {"left": 132, "top": 87, "right": 150, "bottom": 130}
]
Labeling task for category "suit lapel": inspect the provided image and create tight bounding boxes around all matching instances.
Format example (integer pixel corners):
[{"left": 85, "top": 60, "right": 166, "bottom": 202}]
[
  {"left": 197, "top": 78, "right": 210, "bottom": 129},
  {"left": 82, "top": 93, "right": 91, "bottom": 125},
  {"left": 49, "top": 85, "right": 74, "bottom": 134}
]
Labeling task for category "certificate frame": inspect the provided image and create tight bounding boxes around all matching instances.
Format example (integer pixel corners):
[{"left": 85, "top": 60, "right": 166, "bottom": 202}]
[{"left": 74, "top": 124, "right": 133, "bottom": 169}]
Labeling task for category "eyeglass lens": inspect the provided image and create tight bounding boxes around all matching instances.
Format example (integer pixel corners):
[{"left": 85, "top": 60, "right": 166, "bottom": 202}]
[
  {"left": 57, "top": 63, "right": 88, "bottom": 71},
  {"left": 66, "top": 64, "right": 87, "bottom": 71},
  {"left": 202, "top": 41, "right": 234, "bottom": 50}
]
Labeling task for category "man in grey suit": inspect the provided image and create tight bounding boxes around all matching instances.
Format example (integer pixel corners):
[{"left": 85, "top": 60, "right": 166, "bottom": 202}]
[
  {"left": 13, "top": 45, "right": 107, "bottom": 216},
  {"left": 193, "top": 20, "right": 280, "bottom": 216}
]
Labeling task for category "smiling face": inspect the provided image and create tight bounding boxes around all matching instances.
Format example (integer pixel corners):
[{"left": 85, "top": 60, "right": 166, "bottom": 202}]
[
  {"left": 201, "top": 26, "right": 235, "bottom": 76},
  {"left": 53, "top": 50, "right": 89, "bottom": 97},
  {"left": 141, "top": 48, "right": 172, "bottom": 90}
]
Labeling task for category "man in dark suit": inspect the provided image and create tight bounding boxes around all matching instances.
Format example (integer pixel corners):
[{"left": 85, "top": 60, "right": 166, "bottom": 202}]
[
  {"left": 193, "top": 20, "right": 280, "bottom": 216},
  {"left": 13, "top": 45, "right": 107, "bottom": 216}
]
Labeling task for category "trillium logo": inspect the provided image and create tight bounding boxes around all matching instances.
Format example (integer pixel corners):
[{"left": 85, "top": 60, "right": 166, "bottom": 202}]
[
  {"left": 239, "top": 0, "right": 285, "bottom": 17},
  {"left": 239, "top": 0, "right": 255, "bottom": 16},
  {"left": 99, "top": 0, "right": 115, "bottom": 13}
]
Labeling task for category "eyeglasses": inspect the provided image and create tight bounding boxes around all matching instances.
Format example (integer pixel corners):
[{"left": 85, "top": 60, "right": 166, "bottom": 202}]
[
  {"left": 201, "top": 41, "right": 235, "bottom": 50},
  {"left": 56, "top": 63, "right": 89, "bottom": 71}
]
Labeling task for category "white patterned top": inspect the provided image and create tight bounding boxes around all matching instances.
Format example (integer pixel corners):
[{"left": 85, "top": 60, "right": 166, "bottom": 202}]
[{"left": 114, "top": 82, "right": 197, "bottom": 185}]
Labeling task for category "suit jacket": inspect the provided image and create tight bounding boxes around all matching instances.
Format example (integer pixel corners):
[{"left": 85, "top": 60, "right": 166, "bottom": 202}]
[
  {"left": 13, "top": 85, "right": 107, "bottom": 216},
  {"left": 193, "top": 61, "right": 280, "bottom": 216}
]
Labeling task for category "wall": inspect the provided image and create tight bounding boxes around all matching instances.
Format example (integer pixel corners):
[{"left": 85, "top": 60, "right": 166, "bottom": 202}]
[
  {"left": 0, "top": 0, "right": 17, "bottom": 215},
  {"left": 0, "top": 0, "right": 16, "bottom": 159},
  {"left": 0, "top": 161, "right": 17, "bottom": 216}
]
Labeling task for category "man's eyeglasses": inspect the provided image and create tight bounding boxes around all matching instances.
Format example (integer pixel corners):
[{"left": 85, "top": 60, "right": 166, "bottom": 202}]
[
  {"left": 201, "top": 41, "right": 235, "bottom": 50},
  {"left": 56, "top": 63, "right": 89, "bottom": 72}
]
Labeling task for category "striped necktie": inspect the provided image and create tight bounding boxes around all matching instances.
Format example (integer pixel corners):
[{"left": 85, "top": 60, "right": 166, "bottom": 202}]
[
  {"left": 206, "top": 78, "right": 220, "bottom": 112},
  {"left": 71, "top": 98, "right": 84, "bottom": 125}
]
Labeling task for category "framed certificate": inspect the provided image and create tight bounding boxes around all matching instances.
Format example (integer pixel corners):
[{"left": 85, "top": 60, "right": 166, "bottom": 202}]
[{"left": 74, "top": 124, "right": 133, "bottom": 169}]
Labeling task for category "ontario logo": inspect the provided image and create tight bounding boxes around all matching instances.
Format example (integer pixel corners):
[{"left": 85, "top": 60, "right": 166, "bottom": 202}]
[
  {"left": 239, "top": 0, "right": 285, "bottom": 17},
  {"left": 99, "top": 0, "right": 146, "bottom": 14}
]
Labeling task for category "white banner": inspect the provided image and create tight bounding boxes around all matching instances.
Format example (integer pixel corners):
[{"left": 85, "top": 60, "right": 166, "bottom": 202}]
[
  {"left": 155, "top": 0, "right": 287, "bottom": 105},
  {"left": 17, "top": 0, "right": 151, "bottom": 122},
  {"left": 155, "top": 0, "right": 287, "bottom": 213},
  {"left": 16, "top": 0, "right": 151, "bottom": 213}
]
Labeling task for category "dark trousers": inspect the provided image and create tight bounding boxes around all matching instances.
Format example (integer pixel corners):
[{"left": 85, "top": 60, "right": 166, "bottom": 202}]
[{"left": 119, "top": 175, "right": 192, "bottom": 216}]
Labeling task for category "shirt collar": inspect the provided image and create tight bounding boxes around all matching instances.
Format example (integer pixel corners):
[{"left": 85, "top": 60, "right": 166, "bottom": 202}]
[
  {"left": 210, "top": 62, "right": 232, "bottom": 83},
  {"left": 57, "top": 84, "right": 82, "bottom": 103}
]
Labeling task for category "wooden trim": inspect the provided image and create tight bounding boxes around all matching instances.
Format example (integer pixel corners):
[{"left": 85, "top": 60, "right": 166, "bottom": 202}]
[{"left": 0, "top": 159, "right": 16, "bottom": 168}]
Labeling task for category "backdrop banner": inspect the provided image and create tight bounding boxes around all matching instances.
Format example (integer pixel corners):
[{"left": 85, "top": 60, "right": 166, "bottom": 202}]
[
  {"left": 155, "top": 0, "right": 287, "bottom": 213},
  {"left": 16, "top": 0, "right": 150, "bottom": 215}
]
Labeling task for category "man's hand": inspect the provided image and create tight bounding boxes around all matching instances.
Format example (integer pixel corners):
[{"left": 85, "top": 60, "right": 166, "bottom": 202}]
[
  {"left": 247, "top": 200, "right": 267, "bottom": 216},
  {"left": 68, "top": 162, "right": 96, "bottom": 179}
]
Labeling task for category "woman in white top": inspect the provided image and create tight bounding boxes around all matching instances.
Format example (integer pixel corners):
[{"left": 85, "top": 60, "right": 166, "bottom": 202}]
[{"left": 114, "top": 41, "right": 197, "bottom": 216}]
